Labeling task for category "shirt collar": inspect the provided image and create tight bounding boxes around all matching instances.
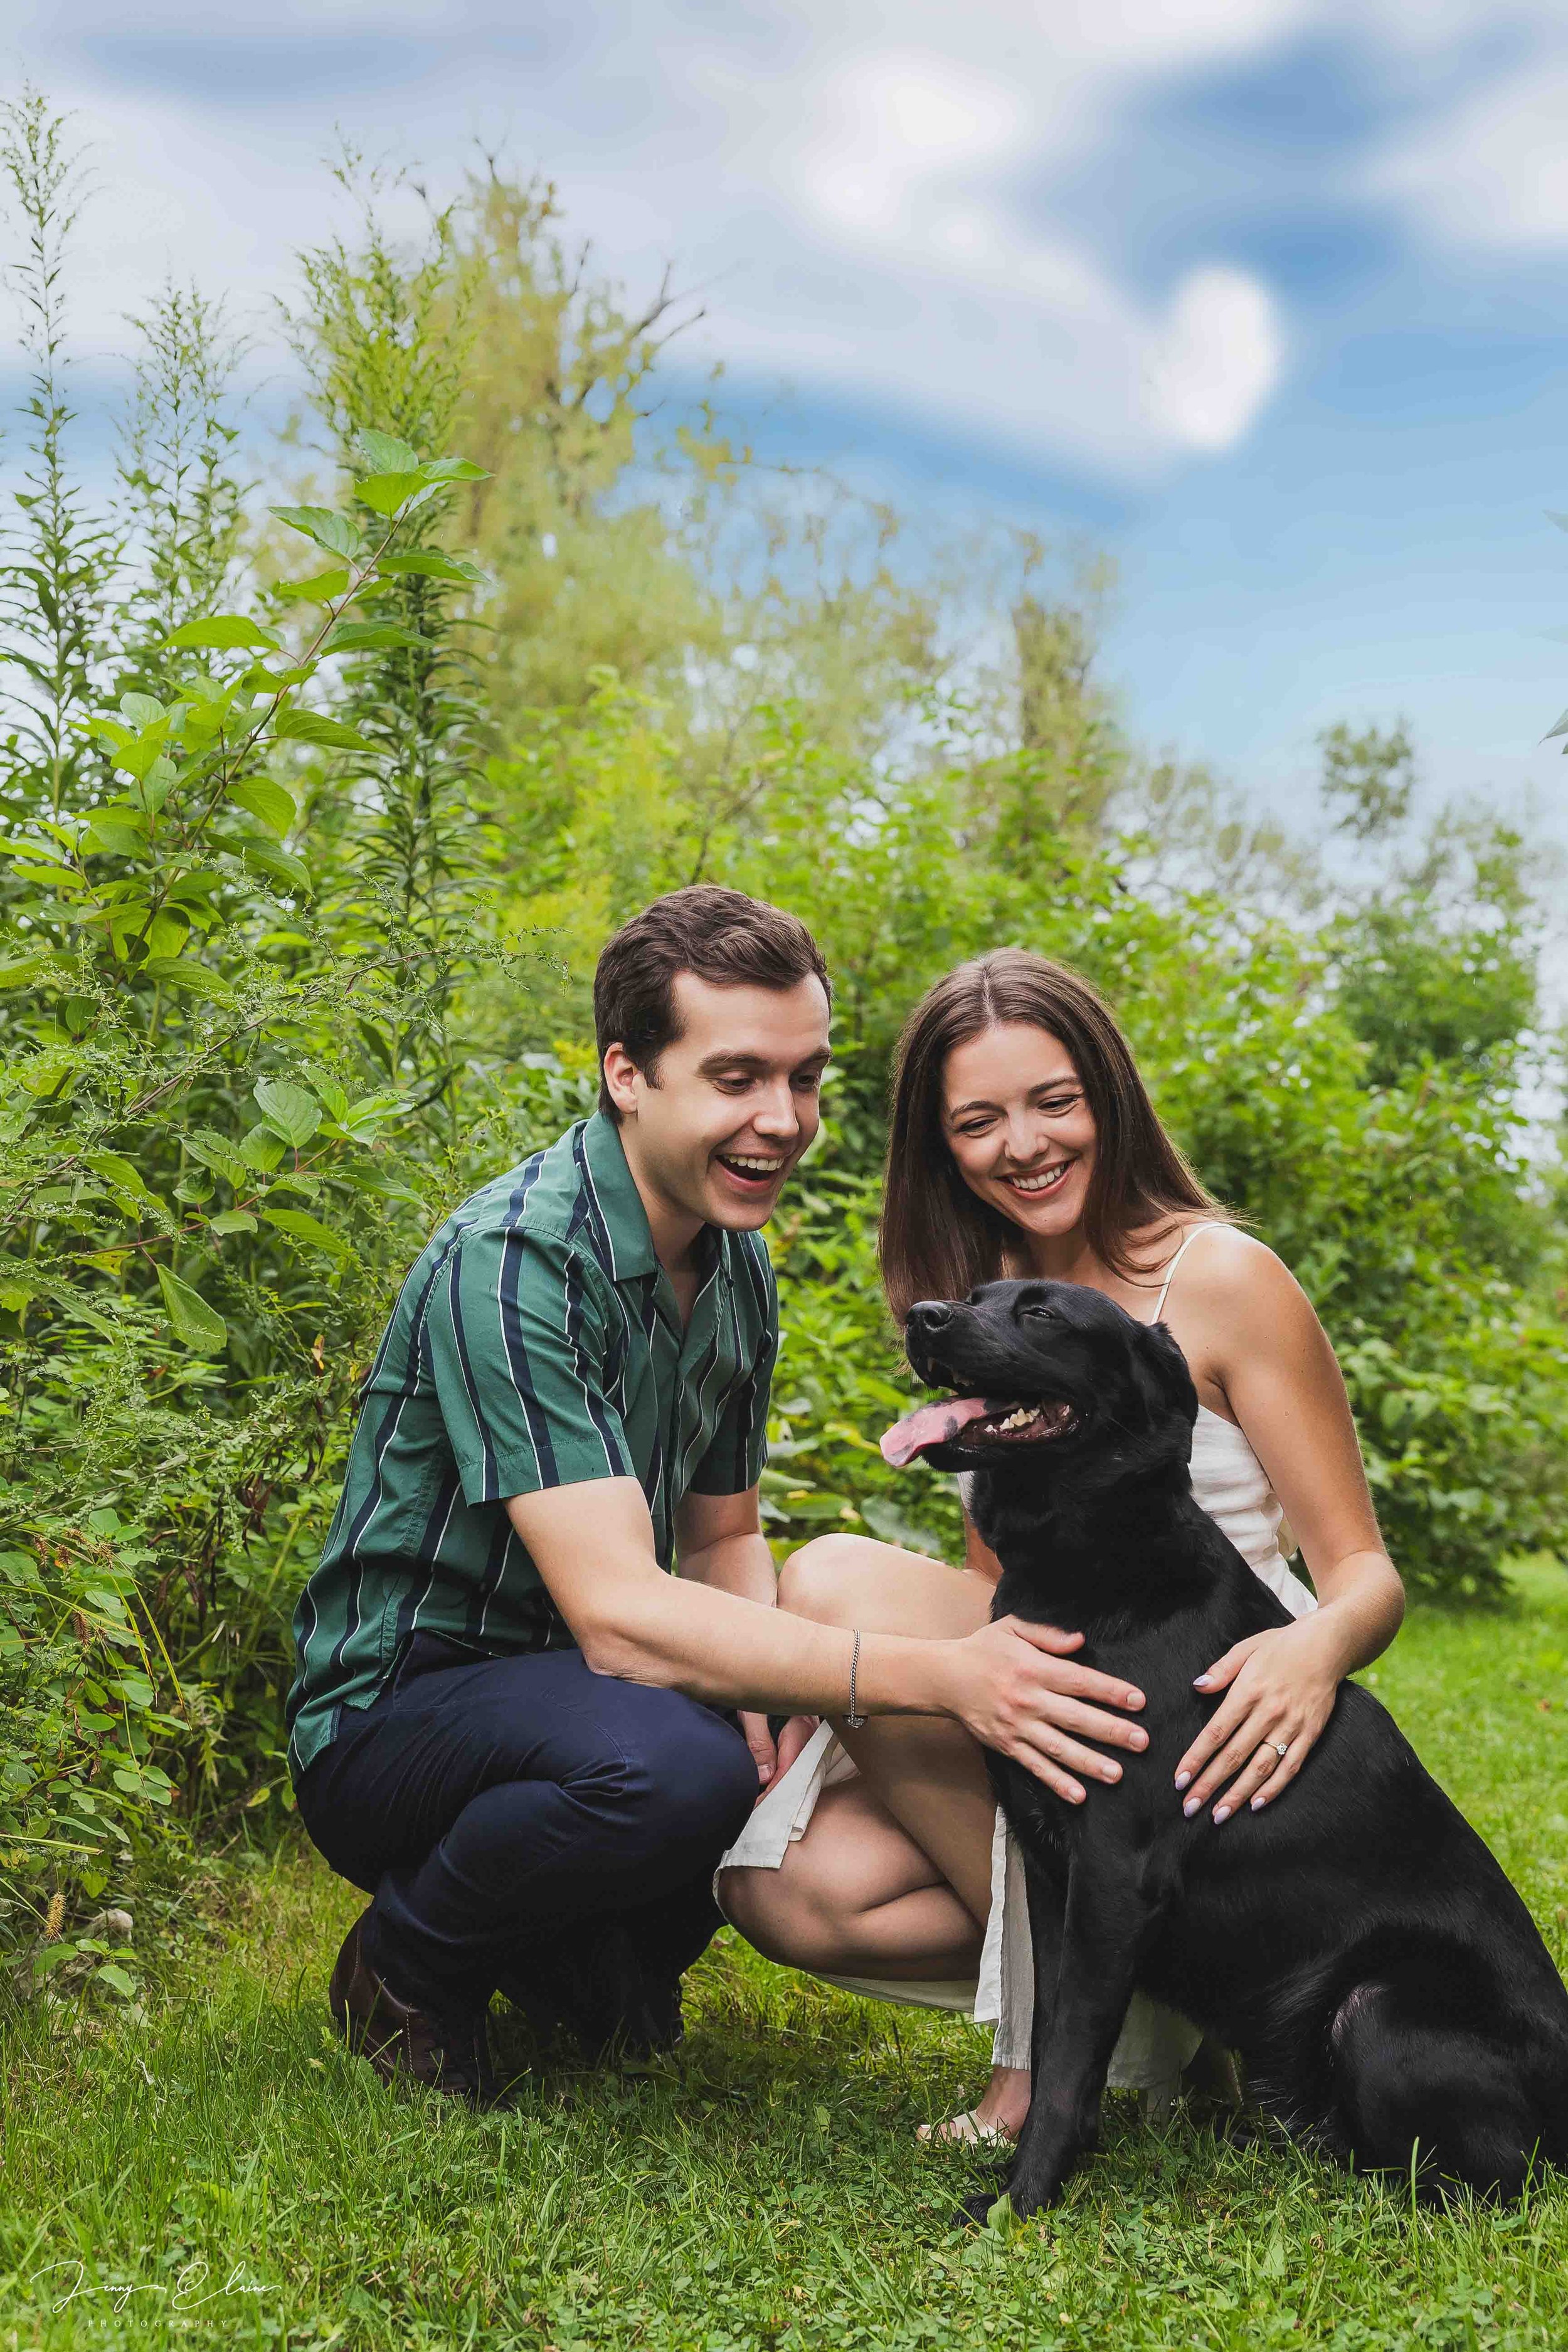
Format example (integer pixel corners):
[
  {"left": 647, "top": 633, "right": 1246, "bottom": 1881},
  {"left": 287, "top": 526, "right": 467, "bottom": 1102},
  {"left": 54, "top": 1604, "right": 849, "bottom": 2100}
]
[{"left": 580, "top": 1111, "right": 733, "bottom": 1291}]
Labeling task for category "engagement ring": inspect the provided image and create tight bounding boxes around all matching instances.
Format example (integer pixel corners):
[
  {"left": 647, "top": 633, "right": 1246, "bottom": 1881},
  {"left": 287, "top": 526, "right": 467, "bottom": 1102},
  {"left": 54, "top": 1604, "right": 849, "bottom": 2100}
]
[{"left": 1273, "top": 1740, "right": 1289, "bottom": 1759}]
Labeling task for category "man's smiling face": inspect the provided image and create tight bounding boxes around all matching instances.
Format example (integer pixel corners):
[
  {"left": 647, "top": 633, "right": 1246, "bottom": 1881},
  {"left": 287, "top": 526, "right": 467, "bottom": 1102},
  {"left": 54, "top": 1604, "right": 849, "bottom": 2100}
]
[{"left": 606, "top": 970, "right": 832, "bottom": 1238}]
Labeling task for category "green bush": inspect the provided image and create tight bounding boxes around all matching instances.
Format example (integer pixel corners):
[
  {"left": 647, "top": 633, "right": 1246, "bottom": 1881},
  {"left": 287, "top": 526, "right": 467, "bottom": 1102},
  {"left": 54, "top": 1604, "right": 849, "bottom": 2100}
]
[{"left": 0, "top": 96, "right": 1562, "bottom": 1981}]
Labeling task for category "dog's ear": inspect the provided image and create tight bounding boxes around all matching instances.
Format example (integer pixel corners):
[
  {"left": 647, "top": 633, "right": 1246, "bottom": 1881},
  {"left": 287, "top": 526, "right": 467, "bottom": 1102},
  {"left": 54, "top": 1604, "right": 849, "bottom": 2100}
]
[{"left": 1130, "top": 1318, "right": 1199, "bottom": 1429}]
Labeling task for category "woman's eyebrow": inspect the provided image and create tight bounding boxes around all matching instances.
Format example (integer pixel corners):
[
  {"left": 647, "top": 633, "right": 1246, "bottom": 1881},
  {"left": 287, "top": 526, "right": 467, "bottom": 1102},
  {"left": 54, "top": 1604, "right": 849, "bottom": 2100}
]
[{"left": 945, "top": 1079, "right": 1079, "bottom": 1119}]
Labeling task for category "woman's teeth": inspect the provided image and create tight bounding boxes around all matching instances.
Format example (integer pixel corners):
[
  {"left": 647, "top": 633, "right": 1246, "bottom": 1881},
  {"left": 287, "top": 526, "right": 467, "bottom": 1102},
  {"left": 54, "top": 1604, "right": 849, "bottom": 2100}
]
[{"left": 1005, "top": 1161, "right": 1071, "bottom": 1195}]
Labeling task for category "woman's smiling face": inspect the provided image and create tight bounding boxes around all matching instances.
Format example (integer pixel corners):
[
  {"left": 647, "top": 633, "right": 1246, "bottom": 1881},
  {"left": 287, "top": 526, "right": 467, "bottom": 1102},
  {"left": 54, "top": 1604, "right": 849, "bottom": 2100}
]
[{"left": 940, "top": 1021, "right": 1098, "bottom": 1244}]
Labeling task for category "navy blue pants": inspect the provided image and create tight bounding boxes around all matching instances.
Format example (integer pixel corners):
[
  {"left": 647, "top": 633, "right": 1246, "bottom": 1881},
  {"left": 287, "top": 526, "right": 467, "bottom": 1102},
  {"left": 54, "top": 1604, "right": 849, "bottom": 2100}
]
[{"left": 295, "top": 1634, "right": 760, "bottom": 2021}]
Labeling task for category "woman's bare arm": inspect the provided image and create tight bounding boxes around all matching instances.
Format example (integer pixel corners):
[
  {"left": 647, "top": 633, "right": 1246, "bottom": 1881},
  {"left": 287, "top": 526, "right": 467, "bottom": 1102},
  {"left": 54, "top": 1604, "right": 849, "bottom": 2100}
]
[{"left": 1167, "top": 1232, "right": 1405, "bottom": 1820}]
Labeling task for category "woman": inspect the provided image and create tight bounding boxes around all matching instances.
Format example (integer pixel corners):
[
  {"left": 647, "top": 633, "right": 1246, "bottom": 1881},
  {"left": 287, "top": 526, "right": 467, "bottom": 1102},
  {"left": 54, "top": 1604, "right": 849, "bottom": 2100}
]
[{"left": 718, "top": 949, "right": 1405, "bottom": 2141}]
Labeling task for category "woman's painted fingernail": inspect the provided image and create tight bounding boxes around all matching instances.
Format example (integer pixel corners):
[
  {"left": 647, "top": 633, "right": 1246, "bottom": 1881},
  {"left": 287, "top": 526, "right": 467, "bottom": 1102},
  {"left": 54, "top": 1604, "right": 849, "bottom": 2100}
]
[
  {"left": 1173, "top": 1771, "right": 1190, "bottom": 1790},
  {"left": 1182, "top": 1796, "right": 1200, "bottom": 1818},
  {"left": 1193, "top": 1675, "right": 1211, "bottom": 1688},
  {"left": 1213, "top": 1805, "right": 1232, "bottom": 1825},
  {"left": 1250, "top": 1795, "right": 1265, "bottom": 1811}
]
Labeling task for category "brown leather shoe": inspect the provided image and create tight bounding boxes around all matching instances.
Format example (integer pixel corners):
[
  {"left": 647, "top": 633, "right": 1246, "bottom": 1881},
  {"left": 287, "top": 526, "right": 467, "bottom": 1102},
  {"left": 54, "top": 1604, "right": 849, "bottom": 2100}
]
[{"left": 329, "top": 1910, "right": 497, "bottom": 2106}]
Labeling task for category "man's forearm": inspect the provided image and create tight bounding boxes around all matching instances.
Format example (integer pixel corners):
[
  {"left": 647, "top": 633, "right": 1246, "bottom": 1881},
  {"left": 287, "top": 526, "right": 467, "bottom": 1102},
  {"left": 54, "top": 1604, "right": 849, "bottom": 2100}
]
[{"left": 580, "top": 1567, "right": 952, "bottom": 1720}]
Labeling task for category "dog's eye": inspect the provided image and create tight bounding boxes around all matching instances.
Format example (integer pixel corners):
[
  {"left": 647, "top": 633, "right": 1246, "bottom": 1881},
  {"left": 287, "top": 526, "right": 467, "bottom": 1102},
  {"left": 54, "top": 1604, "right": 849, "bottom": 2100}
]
[{"left": 1020, "top": 1304, "right": 1056, "bottom": 1323}]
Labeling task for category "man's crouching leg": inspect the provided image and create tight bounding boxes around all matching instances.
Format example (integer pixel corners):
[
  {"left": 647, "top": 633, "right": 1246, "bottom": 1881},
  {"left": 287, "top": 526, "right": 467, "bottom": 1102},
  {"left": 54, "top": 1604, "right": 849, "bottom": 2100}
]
[{"left": 295, "top": 1641, "right": 760, "bottom": 2100}]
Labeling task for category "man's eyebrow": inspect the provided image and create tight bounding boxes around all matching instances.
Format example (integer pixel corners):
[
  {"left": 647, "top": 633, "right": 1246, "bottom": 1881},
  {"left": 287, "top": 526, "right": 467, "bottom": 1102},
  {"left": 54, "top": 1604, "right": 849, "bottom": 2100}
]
[{"left": 696, "top": 1047, "right": 832, "bottom": 1073}]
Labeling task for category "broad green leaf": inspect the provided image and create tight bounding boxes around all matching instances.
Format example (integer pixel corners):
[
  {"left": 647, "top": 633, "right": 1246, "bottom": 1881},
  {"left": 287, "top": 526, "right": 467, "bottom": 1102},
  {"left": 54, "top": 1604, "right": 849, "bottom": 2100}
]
[
  {"left": 88, "top": 716, "right": 135, "bottom": 751},
  {"left": 336, "top": 1091, "right": 408, "bottom": 1137},
  {"left": 324, "top": 621, "right": 430, "bottom": 655},
  {"left": 274, "top": 568, "right": 351, "bottom": 603},
  {"left": 378, "top": 549, "right": 487, "bottom": 583},
  {"left": 83, "top": 817, "right": 147, "bottom": 859},
  {"left": 270, "top": 504, "right": 358, "bottom": 560},
  {"left": 184, "top": 1130, "right": 251, "bottom": 1186},
  {"left": 0, "top": 951, "right": 55, "bottom": 985},
  {"left": 114, "top": 731, "right": 171, "bottom": 783},
  {"left": 165, "top": 615, "right": 281, "bottom": 652},
  {"left": 301, "top": 1066, "right": 349, "bottom": 1120},
  {"left": 228, "top": 776, "right": 296, "bottom": 835},
  {"left": 94, "top": 1963, "right": 137, "bottom": 1998},
  {"left": 154, "top": 1264, "right": 227, "bottom": 1353},
  {"left": 270, "top": 710, "right": 372, "bottom": 751},
  {"left": 239, "top": 1123, "right": 286, "bottom": 1173},
  {"left": 417, "top": 456, "right": 490, "bottom": 482},
  {"left": 242, "top": 660, "right": 319, "bottom": 691},
  {"left": 144, "top": 910, "right": 189, "bottom": 959},
  {"left": 254, "top": 1077, "right": 321, "bottom": 1147},
  {"left": 356, "top": 470, "right": 425, "bottom": 516},
  {"left": 208, "top": 1210, "right": 257, "bottom": 1237},
  {"left": 134, "top": 757, "right": 176, "bottom": 812},
  {"left": 240, "top": 840, "right": 314, "bottom": 897},
  {"left": 119, "top": 692, "right": 166, "bottom": 726},
  {"left": 357, "top": 428, "right": 421, "bottom": 473},
  {"left": 140, "top": 957, "right": 235, "bottom": 1002},
  {"left": 263, "top": 1207, "right": 349, "bottom": 1261},
  {"left": 85, "top": 1152, "right": 151, "bottom": 1197}
]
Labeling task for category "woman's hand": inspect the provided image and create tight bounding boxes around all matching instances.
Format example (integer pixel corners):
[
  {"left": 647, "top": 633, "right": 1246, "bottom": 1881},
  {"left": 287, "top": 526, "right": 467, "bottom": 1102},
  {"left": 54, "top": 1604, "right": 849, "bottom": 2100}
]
[{"left": 1174, "top": 1613, "right": 1350, "bottom": 1823}]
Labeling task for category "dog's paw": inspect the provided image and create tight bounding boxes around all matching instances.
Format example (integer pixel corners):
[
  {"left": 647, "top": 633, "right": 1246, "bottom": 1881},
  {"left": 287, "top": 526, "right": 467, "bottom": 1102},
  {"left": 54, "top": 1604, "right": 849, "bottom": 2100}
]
[{"left": 952, "top": 2188, "right": 999, "bottom": 2232}]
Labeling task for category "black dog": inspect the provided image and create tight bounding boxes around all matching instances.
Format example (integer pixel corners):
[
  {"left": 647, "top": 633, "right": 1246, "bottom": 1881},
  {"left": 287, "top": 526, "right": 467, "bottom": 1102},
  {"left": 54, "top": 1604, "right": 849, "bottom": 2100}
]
[{"left": 887, "top": 1278, "right": 1568, "bottom": 2217}]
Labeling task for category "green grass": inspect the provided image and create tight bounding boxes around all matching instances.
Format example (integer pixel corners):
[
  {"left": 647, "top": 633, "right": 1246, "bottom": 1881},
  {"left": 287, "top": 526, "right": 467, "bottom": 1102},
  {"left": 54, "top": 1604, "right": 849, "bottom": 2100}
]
[{"left": 2, "top": 1567, "right": 1567, "bottom": 2352}]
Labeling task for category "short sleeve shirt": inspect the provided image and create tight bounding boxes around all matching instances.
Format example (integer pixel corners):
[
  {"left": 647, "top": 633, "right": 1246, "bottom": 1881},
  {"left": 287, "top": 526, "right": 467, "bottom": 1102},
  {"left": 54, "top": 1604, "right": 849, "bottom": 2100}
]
[{"left": 287, "top": 1113, "right": 778, "bottom": 1773}]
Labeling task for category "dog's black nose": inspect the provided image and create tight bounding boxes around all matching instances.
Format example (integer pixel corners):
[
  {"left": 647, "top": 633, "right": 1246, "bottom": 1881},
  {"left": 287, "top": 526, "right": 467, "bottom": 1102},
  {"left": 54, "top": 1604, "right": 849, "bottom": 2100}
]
[{"left": 906, "top": 1300, "right": 953, "bottom": 1337}]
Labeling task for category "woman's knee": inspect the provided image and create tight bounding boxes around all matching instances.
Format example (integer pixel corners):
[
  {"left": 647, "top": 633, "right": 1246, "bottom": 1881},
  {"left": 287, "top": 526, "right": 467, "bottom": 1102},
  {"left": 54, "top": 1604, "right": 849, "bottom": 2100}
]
[
  {"left": 718, "top": 1863, "right": 842, "bottom": 1973},
  {"left": 775, "top": 1533, "right": 886, "bottom": 1627}
]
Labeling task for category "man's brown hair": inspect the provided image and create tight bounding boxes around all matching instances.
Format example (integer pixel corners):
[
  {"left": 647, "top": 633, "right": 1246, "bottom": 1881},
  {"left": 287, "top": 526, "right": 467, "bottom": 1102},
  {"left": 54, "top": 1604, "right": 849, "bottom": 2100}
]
[{"left": 593, "top": 886, "right": 831, "bottom": 1118}]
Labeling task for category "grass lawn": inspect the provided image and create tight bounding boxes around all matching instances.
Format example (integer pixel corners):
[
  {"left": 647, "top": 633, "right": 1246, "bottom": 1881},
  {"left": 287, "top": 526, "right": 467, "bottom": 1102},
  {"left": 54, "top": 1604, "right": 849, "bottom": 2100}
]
[{"left": 1, "top": 1564, "right": 1565, "bottom": 2352}]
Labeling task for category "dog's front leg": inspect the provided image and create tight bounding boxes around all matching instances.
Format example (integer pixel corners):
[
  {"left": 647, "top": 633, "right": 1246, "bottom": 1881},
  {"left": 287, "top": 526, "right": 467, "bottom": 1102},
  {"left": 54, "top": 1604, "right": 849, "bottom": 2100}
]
[{"left": 1001, "top": 1855, "right": 1154, "bottom": 2220}]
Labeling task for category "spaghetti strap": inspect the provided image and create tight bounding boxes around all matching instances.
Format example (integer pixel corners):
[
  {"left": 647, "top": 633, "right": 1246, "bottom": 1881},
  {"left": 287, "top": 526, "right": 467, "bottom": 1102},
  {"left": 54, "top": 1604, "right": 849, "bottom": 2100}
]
[{"left": 1149, "top": 1221, "right": 1226, "bottom": 1323}]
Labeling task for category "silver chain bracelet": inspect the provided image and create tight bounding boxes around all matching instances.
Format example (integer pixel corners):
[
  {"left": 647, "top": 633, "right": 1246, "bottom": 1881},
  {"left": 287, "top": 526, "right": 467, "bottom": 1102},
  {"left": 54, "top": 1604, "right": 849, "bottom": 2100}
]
[{"left": 845, "top": 1628, "right": 866, "bottom": 1729}]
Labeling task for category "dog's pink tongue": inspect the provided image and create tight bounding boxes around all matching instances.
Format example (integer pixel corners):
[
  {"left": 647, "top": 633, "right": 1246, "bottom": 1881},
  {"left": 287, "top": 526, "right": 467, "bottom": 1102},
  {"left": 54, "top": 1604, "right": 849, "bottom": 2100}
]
[{"left": 880, "top": 1396, "right": 992, "bottom": 1468}]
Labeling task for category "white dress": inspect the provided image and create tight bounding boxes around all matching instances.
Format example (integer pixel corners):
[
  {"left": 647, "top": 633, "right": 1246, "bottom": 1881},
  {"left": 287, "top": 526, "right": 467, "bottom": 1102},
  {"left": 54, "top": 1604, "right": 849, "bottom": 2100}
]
[{"left": 715, "top": 1226, "right": 1317, "bottom": 2093}]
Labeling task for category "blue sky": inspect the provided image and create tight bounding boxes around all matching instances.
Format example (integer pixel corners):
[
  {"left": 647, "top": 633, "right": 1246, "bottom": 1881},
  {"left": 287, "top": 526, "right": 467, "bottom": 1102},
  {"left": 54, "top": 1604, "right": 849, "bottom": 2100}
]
[{"left": 8, "top": 1, "right": 1568, "bottom": 825}]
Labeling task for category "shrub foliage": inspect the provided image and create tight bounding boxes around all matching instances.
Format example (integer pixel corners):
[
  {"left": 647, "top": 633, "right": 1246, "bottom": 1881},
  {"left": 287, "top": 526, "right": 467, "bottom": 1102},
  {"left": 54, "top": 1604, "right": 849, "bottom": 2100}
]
[{"left": 0, "top": 97, "right": 1564, "bottom": 1976}]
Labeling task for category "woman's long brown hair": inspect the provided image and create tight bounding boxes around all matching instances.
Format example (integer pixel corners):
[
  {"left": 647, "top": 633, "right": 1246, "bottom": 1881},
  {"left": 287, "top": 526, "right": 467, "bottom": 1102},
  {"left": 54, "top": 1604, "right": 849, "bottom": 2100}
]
[{"left": 879, "top": 949, "right": 1229, "bottom": 1323}]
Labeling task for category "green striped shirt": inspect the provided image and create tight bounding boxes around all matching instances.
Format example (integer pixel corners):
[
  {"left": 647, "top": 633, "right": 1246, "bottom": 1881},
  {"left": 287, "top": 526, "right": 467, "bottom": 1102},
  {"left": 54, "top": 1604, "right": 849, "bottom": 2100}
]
[{"left": 287, "top": 1112, "right": 778, "bottom": 1774}]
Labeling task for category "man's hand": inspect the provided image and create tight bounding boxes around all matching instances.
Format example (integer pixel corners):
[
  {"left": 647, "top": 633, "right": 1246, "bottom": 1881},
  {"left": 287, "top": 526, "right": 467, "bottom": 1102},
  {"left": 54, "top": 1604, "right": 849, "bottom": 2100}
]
[
  {"left": 739, "top": 1710, "right": 777, "bottom": 1791},
  {"left": 941, "top": 1615, "right": 1148, "bottom": 1804},
  {"left": 739, "top": 1709, "right": 821, "bottom": 1798}
]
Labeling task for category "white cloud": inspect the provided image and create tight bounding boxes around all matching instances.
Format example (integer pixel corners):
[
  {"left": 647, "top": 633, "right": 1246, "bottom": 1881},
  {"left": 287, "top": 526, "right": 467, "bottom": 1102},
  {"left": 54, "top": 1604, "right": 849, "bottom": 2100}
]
[
  {"left": 13, "top": 0, "right": 1566, "bottom": 489},
  {"left": 1145, "top": 267, "right": 1285, "bottom": 453},
  {"left": 1368, "top": 62, "right": 1568, "bottom": 248}
]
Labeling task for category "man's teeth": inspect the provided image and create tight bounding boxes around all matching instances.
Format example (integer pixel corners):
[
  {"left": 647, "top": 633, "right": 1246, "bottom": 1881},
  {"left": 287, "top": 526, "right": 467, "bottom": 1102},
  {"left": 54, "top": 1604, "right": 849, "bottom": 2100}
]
[
  {"left": 1008, "top": 1162, "right": 1070, "bottom": 1194},
  {"left": 723, "top": 1153, "right": 785, "bottom": 1173}
]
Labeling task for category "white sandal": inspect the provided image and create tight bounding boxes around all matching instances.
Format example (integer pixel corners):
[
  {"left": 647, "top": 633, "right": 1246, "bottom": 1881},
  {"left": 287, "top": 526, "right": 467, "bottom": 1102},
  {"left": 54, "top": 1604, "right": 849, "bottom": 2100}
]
[{"left": 916, "top": 2107, "right": 1015, "bottom": 2146}]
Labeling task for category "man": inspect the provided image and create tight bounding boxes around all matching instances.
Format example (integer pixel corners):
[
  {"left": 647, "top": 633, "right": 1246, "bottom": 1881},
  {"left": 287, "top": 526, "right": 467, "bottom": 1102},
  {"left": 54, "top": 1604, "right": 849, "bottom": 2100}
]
[{"left": 289, "top": 885, "right": 1141, "bottom": 2102}]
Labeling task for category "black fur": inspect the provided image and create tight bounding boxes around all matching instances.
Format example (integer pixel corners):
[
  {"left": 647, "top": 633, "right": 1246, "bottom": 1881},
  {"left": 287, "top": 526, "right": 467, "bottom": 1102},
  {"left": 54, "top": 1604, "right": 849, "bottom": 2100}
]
[{"left": 903, "top": 1278, "right": 1568, "bottom": 2218}]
